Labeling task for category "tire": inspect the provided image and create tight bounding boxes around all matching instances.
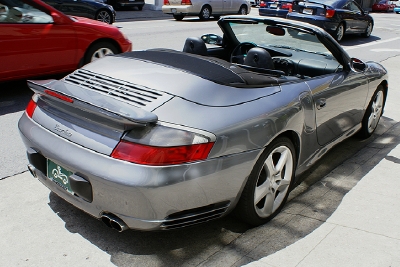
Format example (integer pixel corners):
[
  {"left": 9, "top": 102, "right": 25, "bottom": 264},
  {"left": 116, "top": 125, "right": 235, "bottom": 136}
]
[
  {"left": 84, "top": 42, "right": 118, "bottom": 64},
  {"left": 173, "top": 14, "right": 184, "bottom": 20},
  {"left": 235, "top": 137, "right": 296, "bottom": 226},
  {"left": 238, "top": 5, "right": 247, "bottom": 15},
  {"left": 359, "top": 86, "right": 385, "bottom": 139},
  {"left": 137, "top": 5, "right": 143, "bottom": 10},
  {"left": 96, "top": 10, "right": 113, "bottom": 24},
  {"left": 334, "top": 23, "right": 345, "bottom": 42},
  {"left": 199, "top": 5, "right": 211, "bottom": 20},
  {"left": 361, "top": 22, "right": 373, "bottom": 38}
]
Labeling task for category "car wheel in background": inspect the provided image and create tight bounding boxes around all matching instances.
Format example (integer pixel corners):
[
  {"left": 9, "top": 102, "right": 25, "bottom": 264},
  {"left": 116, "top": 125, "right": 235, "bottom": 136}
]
[
  {"left": 361, "top": 22, "right": 373, "bottom": 38},
  {"left": 84, "top": 42, "right": 118, "bottom": 64},
  {"left": 96, "top": 9, "right": 113, "bottom": 24},
  {"left": 334, "top": 22, "right": 345, "bottom": 42},
  {"left": 238, "top": 5, "right": 247, "bottom": 15},
  {"left": 235, "top": 137, "right": 296, "bottom": 226},
  {"left": 359, "top": 86, "right": 385, "bottom": 139},
  {"left": 199, "top": 5, "right": 211, "bottom": 20},
  {"left": 173, "top": 14, "right": 185, "bottom": 20}
]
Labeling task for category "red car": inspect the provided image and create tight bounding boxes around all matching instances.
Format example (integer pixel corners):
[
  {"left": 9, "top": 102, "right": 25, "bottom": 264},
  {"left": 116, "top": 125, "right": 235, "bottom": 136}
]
[
  {"left": 372, "top": 0, "right": 395, "bottom": 12},
  {"left": 0, "top": 0, "right": 132, "bottom": 82}
]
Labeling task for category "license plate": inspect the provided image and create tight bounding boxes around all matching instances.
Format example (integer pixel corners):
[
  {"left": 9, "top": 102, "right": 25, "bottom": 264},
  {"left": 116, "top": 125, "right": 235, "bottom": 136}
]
[
  {"left": 171, "top": 8, "right": 177, "bottom": 13},
  {"left": 303, "top": 8, "right": 313, "bottom": 14},
  {"left": 47, "top": 159, "right": 74, "bottom": 194},
  {"left": 270, "top": 4, "right": 277, "bottom": 8}
]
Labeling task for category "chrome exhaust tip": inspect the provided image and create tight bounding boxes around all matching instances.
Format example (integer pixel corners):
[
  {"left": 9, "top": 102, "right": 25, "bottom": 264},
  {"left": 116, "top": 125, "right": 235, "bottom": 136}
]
[
  {"left": 101, "top": 213, "right": 129, "bottom": 232},
  {"left": 27, "top": 164, "right": 37, "bottom": 178}
]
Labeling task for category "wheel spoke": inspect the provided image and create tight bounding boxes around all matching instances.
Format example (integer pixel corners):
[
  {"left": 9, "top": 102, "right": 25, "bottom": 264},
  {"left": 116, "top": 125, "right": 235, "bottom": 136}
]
[
  {"left": 275, "top": 178, "right": 290, "bottom": 192},
  {"left": 275, "top": 150, "right": 289, "bottom": 173},
  {"left": 254, "top": 179, "right": 270, "bottom": 205},
  {"left": 260, "top": 192, "right": 275, "bottom": 216}
]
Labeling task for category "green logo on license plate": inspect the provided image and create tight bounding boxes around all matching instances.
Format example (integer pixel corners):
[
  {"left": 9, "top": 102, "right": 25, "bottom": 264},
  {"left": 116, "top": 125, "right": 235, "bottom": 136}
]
[{"left": 47, "top": 160, "right": 74, "bottom": 194}]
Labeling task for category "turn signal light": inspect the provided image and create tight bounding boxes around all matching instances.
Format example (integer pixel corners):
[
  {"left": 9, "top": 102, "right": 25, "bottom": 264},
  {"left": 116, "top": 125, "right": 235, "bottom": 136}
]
[{"left": 111, "top": 141, "right": 214, "bottom": 166}]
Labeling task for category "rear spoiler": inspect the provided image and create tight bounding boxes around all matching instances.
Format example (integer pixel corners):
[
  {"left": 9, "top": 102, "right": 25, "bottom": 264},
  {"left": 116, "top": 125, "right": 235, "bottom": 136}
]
[
  {"left": 292, "top": 0, "right": 331, "bottom": 8},
  {"left": 28, "top": 79, "right": 158, "bottom": 129}
]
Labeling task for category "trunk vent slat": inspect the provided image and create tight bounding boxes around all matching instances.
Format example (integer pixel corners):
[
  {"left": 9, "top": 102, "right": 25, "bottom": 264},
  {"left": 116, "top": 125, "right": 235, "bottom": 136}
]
[{"left": 64, "top": 69, "right": 163, "bottom": 107}]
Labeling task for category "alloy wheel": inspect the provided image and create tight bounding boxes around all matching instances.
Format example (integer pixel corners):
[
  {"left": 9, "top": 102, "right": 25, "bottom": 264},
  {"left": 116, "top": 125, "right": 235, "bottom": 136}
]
[
  {"left": 90, "top": 47, "right": 114, "bottom": 62},
  {"left": 367, "top": 90, "right": 384, "bottom": 134},
  {"left": 254, "top": 145, "right": 294, "bottom": 218},
  {"left": 97, "top": 11, "right": 111, "bottom": 24}
]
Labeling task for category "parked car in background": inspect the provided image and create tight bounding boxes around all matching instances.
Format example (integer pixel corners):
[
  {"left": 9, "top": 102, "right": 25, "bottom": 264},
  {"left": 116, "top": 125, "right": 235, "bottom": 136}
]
[
  {"left": 287, "top": 0, "right": 373, "bottom": 41},
  {"left": 19, "top": 15, "right": 388, "bottom": 231},
  {"left": 395, "top": 1, "right": 400, "bottom": 13},
  {"left": 259, "top": 0, "right": 293, "bottom": 17},
  {"left": 0, "top": 0, "right": 131, "bottom": 82},
  {"left": 162, "top": 0, "right": 251, "bottom": 20},
  {"left": 106, "top": 0, "right": 145, "bottom": 10},
  {"left": 372, "top": 0, "right": 395, "bottom": 12},
  {"left": 42, "top": 0, "right": 116, "bottom": 24},
  {"left": 249, "top": 0, "right": 260, "bottom": 6}
]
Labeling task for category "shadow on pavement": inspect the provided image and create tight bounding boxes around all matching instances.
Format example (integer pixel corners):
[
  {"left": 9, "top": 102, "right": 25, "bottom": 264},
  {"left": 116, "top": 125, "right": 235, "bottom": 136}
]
[
  {"left": 46, "top": 116, "right": 400, "bottom": 266},
  {"left": 340, "top": 34, "right": 381, "bottom": 47}
]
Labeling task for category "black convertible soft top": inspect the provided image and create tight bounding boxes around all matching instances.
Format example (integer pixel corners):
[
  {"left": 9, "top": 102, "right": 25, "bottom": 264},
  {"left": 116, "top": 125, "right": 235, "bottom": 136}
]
[{"left": 116, "top": 50, "right": 281, "bottom": 88}]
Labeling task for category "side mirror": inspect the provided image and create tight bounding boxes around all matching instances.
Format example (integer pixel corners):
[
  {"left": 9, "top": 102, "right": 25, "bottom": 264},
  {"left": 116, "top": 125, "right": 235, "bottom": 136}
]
[
  {"left": 350, "top": 58, "right": 366, "bottom": 72},
  {"left": 201, "top": 34, "right": 223, "bottom": 46},
  {"left": 51, "top": 11, "right": 63, "bottom": 24}
]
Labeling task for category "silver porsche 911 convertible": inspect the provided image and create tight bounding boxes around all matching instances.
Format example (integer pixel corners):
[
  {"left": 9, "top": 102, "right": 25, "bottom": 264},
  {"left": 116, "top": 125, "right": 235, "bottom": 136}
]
[{"left": 19, "top": 16, "right": 388, "bottom": 232}]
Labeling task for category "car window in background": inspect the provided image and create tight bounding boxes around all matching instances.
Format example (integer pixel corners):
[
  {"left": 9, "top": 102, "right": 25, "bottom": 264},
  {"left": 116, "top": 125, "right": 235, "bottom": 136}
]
[{"left": 0, "top": 0, "right": 53, "bottom": 23}]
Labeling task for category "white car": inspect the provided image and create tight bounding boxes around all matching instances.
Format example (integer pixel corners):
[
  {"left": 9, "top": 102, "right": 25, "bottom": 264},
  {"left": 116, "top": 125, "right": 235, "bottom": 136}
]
[{"left": 162, "top": 0, "right": 251, "bottom": 20}]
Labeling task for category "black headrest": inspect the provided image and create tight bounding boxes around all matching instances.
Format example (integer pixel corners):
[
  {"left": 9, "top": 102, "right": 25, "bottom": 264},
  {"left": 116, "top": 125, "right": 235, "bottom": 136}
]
[
  {"left": 244, "top": 48, "right": 274, "bottom": 69},
  {"left": 183, "top": 37, "right": 207, "bottom": 56}
]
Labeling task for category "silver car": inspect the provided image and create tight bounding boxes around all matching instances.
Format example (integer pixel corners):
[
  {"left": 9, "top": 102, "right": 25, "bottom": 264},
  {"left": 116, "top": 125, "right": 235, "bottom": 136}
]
[
  {"left": 162, "top": 0, "right": 250, "bottom": 20},
  {"left": 19, "top": 16, "right": 387, "bottom": 232}
]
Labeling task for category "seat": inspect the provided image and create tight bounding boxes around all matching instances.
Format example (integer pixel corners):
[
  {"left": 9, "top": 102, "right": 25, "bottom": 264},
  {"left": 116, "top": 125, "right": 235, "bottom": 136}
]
[
  {"left": 243, "top": 47, "right": 274, "bottom": 69},
  {"left": 183, "top": 37, "right": 207, "bottom": 56}
]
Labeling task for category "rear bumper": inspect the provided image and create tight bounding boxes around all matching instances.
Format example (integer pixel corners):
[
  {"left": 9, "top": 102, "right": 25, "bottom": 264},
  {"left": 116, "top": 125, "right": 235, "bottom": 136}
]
[
  {"left": 161, "top": 5, "right": 197, "bottom": 15},
  {"left": 18, "top": 113, "right": 258, "bottom": 230},
  {"left": 286, "top": 13, "right": 339, "bottom": 33},
  {"left": 259, "top": 8, "right": 289, "bottom": 18}
]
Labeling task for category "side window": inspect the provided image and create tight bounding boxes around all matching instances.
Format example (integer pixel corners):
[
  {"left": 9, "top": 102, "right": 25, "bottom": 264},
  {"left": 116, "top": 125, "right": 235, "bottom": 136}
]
[
  {"left": 0, "top": 0, "right": 53, "bottom": 23},
  {"left": 349, "top": 1, "right": 363, "bottom": 12}
]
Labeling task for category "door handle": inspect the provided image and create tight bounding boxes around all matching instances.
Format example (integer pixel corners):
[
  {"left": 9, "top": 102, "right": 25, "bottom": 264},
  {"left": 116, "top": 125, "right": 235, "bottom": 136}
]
[{"left": 316, "top": 98, "right": 326, "bottom": 110}]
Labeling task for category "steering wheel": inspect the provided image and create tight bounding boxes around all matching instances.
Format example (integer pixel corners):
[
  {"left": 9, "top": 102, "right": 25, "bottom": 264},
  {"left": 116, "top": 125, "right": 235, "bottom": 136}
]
[{"left": 230, "top": 42, "right": 257, "bottom": 64}]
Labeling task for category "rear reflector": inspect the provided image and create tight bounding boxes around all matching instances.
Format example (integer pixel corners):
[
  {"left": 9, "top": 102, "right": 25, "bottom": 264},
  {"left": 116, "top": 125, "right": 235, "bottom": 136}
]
[
  {"left": 111, "top": 141, "right": 214, "bottom": 166},
  {"left": 44, "top": 89, "right": 74, "bottom": 103},
  {"left": 26, "top": 99, "right": 37, "bottom": 118}
]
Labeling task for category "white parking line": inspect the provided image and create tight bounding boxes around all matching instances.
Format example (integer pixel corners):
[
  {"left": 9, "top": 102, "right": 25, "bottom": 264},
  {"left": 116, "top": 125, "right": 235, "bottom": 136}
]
[{"left": 345, "top": 37, "right": 400, "bottom": 50}]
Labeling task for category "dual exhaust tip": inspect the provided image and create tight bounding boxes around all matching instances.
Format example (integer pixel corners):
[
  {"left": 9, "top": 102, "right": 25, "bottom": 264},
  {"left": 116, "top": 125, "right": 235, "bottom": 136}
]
[
  {"left": 27, "top": 165, "right": 129, "bottom": 232},
  {"left": 101, "top": 213, "right": 129, "bottom": 232}
]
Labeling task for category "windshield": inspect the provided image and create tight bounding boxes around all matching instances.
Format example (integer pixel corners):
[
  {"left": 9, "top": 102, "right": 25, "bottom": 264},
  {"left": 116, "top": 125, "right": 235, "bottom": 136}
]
[{"left": 229, "top": 21, "right": 333, "bottom": 56}]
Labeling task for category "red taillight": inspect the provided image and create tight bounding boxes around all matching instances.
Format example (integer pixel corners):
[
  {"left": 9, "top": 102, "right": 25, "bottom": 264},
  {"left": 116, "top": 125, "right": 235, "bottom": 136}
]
[
  {"left": 26, "top": 99, "right": 37, "bottom": 118},
  {"left": 44, "top": 89, "right": 74, "bottom": 103},
  {"left": 281, "top": 3, "right": 292, "bottom": 9},
  {"left": 260, "top": 1, "right": 266, "bottom": 7},
  {"left": 111, "top": 141, "right": 214, "bottom": 166},
  {"left": 181, "top": 0, "right": 192, "bottom": 5},
  {"left": 326, "top": 8, "right": 335, "bottom": 18},
  {"left": 163, "top": 0, "right": 170, "bottom": 4}
]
